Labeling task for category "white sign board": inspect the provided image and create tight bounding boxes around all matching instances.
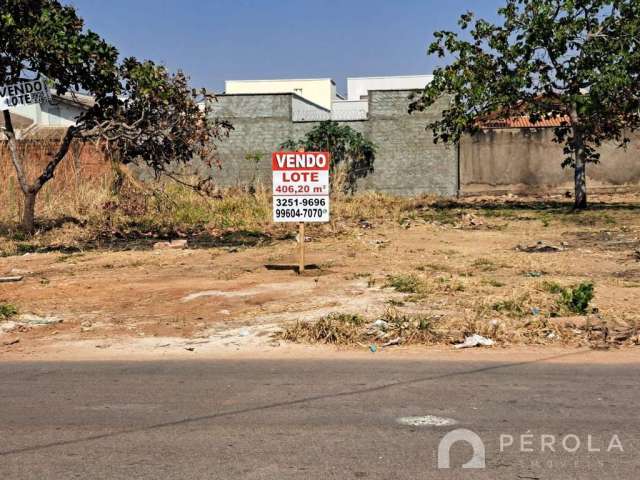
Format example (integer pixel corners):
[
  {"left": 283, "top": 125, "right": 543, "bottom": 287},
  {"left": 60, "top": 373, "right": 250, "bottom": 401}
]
[
  {"left": 272, "top": 151, "right": 331, "bottom": 223},
  {"left": 0, "top": 79, "right": 51, "bottom": 111}
]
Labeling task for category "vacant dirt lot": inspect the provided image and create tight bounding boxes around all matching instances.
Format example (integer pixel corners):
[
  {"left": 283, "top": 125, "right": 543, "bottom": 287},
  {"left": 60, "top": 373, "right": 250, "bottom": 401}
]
[{"left": 2, "top": 193, "right": 640, "bottom": 357}]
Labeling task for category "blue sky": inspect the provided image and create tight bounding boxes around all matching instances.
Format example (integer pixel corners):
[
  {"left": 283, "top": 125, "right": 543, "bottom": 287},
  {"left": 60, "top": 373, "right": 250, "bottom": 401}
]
[{"left": 67, "top": 0, "right": 503, "bottom": 94}]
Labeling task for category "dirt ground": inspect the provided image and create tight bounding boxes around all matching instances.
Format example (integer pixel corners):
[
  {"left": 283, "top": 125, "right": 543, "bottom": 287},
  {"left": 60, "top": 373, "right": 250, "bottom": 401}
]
[{"left": 2, "top": 193, "right": 640, "bottom": 359}]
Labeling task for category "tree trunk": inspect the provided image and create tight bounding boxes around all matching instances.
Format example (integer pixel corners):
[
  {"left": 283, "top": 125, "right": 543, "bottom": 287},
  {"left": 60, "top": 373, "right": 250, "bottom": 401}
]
[
  {"left": 569, "top": 105, "right": 588, "bottom": 210},
  {"left": 574, "top": 149, "right": 587, "bottom": 210},
  {"left": 3, "top": 109, "right": 77, "bottom": 233},
  {"left": 21, "top": 191, "right": 37, "bottom": 234},
  {"left": 2, "top": 110, "right": 36, "bottom": 232}
]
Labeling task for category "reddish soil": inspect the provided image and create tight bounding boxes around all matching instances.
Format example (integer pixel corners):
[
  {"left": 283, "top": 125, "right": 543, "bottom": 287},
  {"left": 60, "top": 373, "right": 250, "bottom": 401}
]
[{"left": 2, "top": 194, "right": 640, "bottom": 359}]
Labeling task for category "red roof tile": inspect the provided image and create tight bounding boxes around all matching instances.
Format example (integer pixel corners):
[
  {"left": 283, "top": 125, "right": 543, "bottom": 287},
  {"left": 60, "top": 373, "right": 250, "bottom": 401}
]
[{"left": 480, "top": 115, "right": 570, "bottom": 129}]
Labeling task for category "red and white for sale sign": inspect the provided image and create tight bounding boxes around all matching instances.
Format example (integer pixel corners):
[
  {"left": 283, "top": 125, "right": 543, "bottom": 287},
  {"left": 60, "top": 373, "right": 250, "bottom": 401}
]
[{"left": 272, "top": 151, "right": 330, "bottom": 222}]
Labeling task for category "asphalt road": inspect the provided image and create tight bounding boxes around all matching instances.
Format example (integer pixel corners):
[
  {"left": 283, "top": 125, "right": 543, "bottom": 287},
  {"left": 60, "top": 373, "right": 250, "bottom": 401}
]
[{"left": 1, "top": 351, "right": 639, "bottom": 479}]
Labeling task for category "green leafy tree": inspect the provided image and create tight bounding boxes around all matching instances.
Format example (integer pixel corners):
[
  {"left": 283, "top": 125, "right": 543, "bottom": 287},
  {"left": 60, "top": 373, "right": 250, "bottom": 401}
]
[
  {"left": 410, "top": 0, "right": 640, "bottom": 209},
  {"left": 1, "top": 0, "right": 231, "bottom": 232},
  {"left": 281, "top": 120, "right": 376, "bottom": 192}
]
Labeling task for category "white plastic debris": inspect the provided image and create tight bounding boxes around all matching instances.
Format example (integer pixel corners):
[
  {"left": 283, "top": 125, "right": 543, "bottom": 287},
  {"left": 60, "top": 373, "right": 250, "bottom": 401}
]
[
  {"left": 153, "top": 239, "right": 188, "bottom": 250},
  {"left": 0, "top": 321, "right": 18, "bottom": 333},
  {"left": 382, "top": 337, "right": 401, "bottom": 347},
  {"left": 397, "top": 415, "right": 458, "bottom": 427},
  {"left": 372, "top": 319, "right": 389, "bottom": 330},
  {"left": 455, "top": 334, "right": 495, "bottom": 349},
  {"left": 18, "top": 314, "right": 62, "bottom": 325}
]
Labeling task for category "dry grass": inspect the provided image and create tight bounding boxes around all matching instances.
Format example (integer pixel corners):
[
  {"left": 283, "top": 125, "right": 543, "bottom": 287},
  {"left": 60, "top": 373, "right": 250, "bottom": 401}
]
[
  {"left": 1, "top": 140, "right": 112, "bottom": 253},
  {"left": 0, "top": 148, "right": 420, "bottom": 256},
  {"left": 383, "top": 272, "right": 466, "bottom": 302},
  {"left": 385, "top": 274, "right": 426, "bottom": 294},
  {"left": 1, "top": 139, "right": 109, "bottom": 220},
  {"left": 4, "top": 157, "right": 640, "bottom": 349},
  {"left": 277, "top": 304, "right": 640, "bottom": 348},
  {"left": 277, "top": 309, "right": 451, "bottom": 346},
  {"left": 1, "top": 147, "right": 278, "bottom": 255},
  {"left": 278, "top": 313, "right": 367, "bottom": 345},
  {"left": 276, "top": 306, "right": 625, "bottom": 348},
  {"left": 276, "top": 261, "right": 633, "bottom": 348},
  {"left": 6, "top": 145, "right": 633, "bottom": 259},
  {"left": 331, "top": 191, "right": 414, "bottom": 222}
]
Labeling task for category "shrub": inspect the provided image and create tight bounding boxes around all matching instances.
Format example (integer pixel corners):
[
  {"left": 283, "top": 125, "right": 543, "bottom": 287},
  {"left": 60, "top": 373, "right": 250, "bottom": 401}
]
[
  {"left": 559, "top": 282, "right": 595, "bottom": 315},
  {"left": 492, "top": 299, "right": 527, "bottom": 317},
  {"left": 0, "top": 303, "right": 18, "bottom": 320},
  {"left": 385, "top": 274, "right": 424, "bottom": 294},
  {"left": 541, "top": 281, "right": 564, "bottom": 294},
  {"left": 278, "top": 312, "right": 365, "bottom": 344}
]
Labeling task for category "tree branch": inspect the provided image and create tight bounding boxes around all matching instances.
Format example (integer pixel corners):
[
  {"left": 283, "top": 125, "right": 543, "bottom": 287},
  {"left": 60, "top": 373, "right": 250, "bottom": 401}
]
[{"left": 32, "top": 125, "right": 78, "bottom": 193}]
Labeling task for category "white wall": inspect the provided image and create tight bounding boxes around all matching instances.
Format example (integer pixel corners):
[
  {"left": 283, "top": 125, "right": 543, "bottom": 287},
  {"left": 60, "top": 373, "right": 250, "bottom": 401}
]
[
  {"left": 330, "top": 100, "right": 368, "bottom": 121},
  {"left": 291, "top": 97, "right": 369, "bottom": 123},
  {"left": 347, "top": 75, "right": 433, "bottom": 101},
  {"left": 10, "top": 99, "right": 84, "bottom": 129},
  {"left": 225, "top": 79, "right": 337, "bottom": 110},
  {"left": 292, "top": 94, "right": 330, "bottom": 122},
  {"left": 10, "top": 103, "right": 40, "bottom": 124},
  {"left": 40, "top": 101, "right": 83, "bottom": 126}
]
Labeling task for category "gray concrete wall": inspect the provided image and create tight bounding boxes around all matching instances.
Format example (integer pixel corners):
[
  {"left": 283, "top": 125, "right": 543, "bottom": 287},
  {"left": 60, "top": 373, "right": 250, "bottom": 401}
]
[
  {"left": 360, "top": 91, "right": 456, "bottom": 196},
  {"left": 460, "top": 128, "right": 640, "bottom": 195},
  {"left": 208, "top": 91, "right": 459, "bottom": 197}
]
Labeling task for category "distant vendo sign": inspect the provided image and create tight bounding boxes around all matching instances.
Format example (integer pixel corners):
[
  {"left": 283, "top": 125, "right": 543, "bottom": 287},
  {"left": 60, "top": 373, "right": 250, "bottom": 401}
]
[
  {"left": 272, "top": 151, "right": 330, "bottom": 223},
  {"left": 0, "top": 79, "right": 51, "bottom": 110}
]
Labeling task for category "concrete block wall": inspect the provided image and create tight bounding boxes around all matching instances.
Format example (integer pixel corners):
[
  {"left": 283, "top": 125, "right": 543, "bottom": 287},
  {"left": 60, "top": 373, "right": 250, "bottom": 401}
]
[
  {"left": 460, "top": 128, "right": 640, "bottom": 195},
  {"left": 361, "top": 91, "right": 457, "bottom": 196},
  {"left": 208, "top": 90, "right": 458, "bottom": 196}
]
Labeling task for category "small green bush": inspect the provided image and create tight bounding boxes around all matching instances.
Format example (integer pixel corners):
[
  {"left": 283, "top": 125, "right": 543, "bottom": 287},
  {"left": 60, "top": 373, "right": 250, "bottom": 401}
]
[
  {"left": 326, "top": 312, "right": 366, "bottom": 326},
  {"left": 559, "top": 282, "right": 595, "bottom": 315},
  {"left": 542, "top": 281, "right": 564, "bottom": 294},
  {"left": 278, "top": 312, "right": 365, "bottom": 344},
  {"left": 385, "top": 274, "right": 424, "bottom": 293},
  {"left": 0, "top": 303, "right": 18, "bottom": 320},
  {"left": 492, "top": 299, "right": 527, "bottom": 317},
  {"left": 472, "top": 258, "right": 498, "bottom": 272}
]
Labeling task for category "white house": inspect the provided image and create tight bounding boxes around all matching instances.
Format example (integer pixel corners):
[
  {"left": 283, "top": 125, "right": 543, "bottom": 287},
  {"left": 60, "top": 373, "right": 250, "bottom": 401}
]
[
  {"left": 1, "top": 91, "right": 93, "bottom": 139},
  {"left": 289, "top": 74, "right": 434, "bottom": 121},
  {"left": 346, "top": 75, "right": 433, "bottom": 101}
]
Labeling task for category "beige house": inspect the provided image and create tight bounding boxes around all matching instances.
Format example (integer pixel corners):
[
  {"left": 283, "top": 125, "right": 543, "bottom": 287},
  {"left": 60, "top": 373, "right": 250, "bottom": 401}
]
[{"left": 224, "top": 78, "right": 342, "bottom": 110}]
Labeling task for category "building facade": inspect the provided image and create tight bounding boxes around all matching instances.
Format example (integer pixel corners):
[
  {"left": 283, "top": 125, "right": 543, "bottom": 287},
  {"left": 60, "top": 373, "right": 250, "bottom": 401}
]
[
  {"left": 225, "top": 78, "right": 341, "bottom": 110},
  {"left": 210, "top": 74, "right": 640, "bottom": 197},
  {"left": 0, "top": 92, "right": 93, "bottom": 139},
  {"left": 346, "top": 75, "right": 433, "bottom": 101},
  {"left": 209, "top": 89, "right": 459, "bottom": 197}
]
